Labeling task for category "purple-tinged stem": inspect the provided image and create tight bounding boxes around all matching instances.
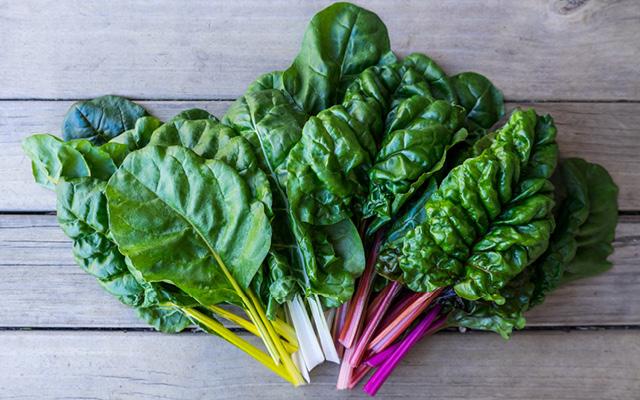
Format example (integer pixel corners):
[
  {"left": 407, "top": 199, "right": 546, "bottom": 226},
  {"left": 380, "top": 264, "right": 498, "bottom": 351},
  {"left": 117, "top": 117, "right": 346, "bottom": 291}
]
[
  {"left": 339, "top": 233, "right": 382, "bottom": 348},
  {"left": 362, "top": 305, "right": 442, "bottom": 397},
  {"left": 349, "top": 281, "right": 401, "bottom": 367}
]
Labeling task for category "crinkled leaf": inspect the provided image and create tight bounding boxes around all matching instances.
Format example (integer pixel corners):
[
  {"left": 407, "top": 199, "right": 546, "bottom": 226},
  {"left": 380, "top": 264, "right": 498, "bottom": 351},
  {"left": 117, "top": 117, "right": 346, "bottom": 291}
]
[
  {"left": 62, "top": 95, "right": 148, "bottom": 144},
  {"left": 451, "top": 72, "right": 505, "bottom": 131},
  {"left": 401, "top": 53, "right": 455, "bottom": 103},
  {"left": 57, "top": 177, "right": 189, "bottom": 333},
  {"left": 365, "top": 99, "right": 468, "bottom": 227},
  {"left": 106, "top": 145, "right": 271, "bottom": 305},
  {"left": 376, "top": 179, "right": 438, "bottom": 281},
  {"left": 304, "top": 219, "right": 365, "bottom": 306},
  {"left": 399, "top": 109, "right": 557, "bottom": 304},
  {"left": 286, "top": 104, "right": 377, "bottom": 225}
]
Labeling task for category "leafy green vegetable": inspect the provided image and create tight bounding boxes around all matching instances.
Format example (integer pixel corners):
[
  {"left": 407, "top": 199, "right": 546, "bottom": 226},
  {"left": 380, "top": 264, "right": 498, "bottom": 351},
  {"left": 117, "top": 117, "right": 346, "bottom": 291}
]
[
  {"left": 450, "top": 158, "right": 618, "bottom": 338},
  {"left": 110, "top": 116, "right": 163, "bottom": 151},
  {"left": 247, "top": 2, "right": 394, "bottom": 115},
  {"left": 451, "top": 72, "right": 505, "bottom": 131},
  {"left": 364, "top": 99, "right": 468, "bottom": 225},
  {"left": 105, "top": 145, "right": 271, "bottom": 304},
  {"left": 22, "top": 134, "right": 125, "bottom": 189},
  {"left": 399, "top": 109, "right": 557, "bottom": 304},
  {"left": 62, "top": 95, "right": 148, "bottom": 144},
  {"left": 56, "top": 177, "right": 191, "bottom": 333},
  {"left": 530, "top": 157, "right": 619, "bottom": 304}
]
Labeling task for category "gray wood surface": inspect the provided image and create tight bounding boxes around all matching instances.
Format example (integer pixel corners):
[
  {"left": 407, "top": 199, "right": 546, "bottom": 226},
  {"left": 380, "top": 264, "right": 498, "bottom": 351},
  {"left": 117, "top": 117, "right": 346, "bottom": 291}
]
[
  {"left": 1, "top": 0, "right": 639, "bottom": 101},
  {"left": 1, "top": 214, "right": 638, "bottom": 328},
  {"left": 0, "top": 330, "right": 638, "bottom": 399},
  {"left": 3, "top": 101, "right": 639, "bottom": 211},
  {"left": 1, "top": 1, "right": 638, "bottom": 398}
]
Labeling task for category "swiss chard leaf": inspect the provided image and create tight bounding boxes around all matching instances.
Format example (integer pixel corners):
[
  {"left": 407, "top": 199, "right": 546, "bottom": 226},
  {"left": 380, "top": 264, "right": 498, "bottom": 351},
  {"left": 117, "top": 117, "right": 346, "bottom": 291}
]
[
  {"left": 57, "top": 177, "right": 190, "bottom": 333},
  {"left": 248, "top": 2, "right": 394, "bottom": 115},
  {"left": 451, "top": 72, "right": 505, "bottom": 131},
  {"left": 106, "top": 145, "right": 271, "bottom": 305},
  {"left": 399, "top": 109, "right": 558, "bottom": 304},
  {"left": 22, "top": 134, "right": 126, "bottom": 189},
  {"left": 110, "top": 116, "right": 163, "bottom": 151},
  {"left": 530, "top": 157, "right": 618, "bottom": 305},
  {"left": 364, "top": 99, "right": 468, "bottom": 226},
  {"left": 62, "top": 95, "right": 148, "bottom": 144}
]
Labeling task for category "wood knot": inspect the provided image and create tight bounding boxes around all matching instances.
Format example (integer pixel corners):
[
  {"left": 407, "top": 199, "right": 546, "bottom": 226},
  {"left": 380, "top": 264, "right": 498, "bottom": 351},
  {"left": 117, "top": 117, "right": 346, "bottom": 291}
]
[{"left": 552, "top": 0, "right": 590, "bottom": 15}]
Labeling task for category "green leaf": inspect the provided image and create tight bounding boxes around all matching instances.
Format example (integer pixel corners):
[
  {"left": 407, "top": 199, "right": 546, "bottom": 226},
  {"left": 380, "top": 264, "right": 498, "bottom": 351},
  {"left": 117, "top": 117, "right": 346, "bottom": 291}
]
[
  {"left": 451, "top": 72, "right": 505, "bottom": 131},
  {"left": 401, "top": 53, "right": 456, "bottom": 103},
  {"left": 150, "top": 117, "right": 272, "bottom": 215},
  {"left": 364, "top": 99, "right": 468, "bottom": 226},
  {"left": 57, "top": 177, "right": 191, "bottom": 333},
  {"left": 23, "top": 134, "right": 91, "bottom": 189},
  {"left": 286, "top": 103, "right": 377, "bottom": 225},
  {"left": 62, "top": 95, "right": 148, "bottom": 144},
  {"left": 449, "top": 271, "right": 532, "bottom": 339},
  {"left": 248, "top": 2, "right": 394, "bottom": 115},
  {"left": 109, "top": 116, "right": 163, "bottom": 151},
  {"left": 224, "top": 89, "right": 306, "bottom": 185},
  {"left": 136, "top": 305, "right": 191, "bottom": 333},
  {"left": 106, "top": 145, "right": 271, "bottom": 306},
  {"left": 398, "top": 109, "right": 558, "bottom": 303},
  {"left": 375, "top": 178, "right": 438, "bottom": 281},
  {"left": 22, "top": 134, "right": 123, "bottom": 189},
  {"left": 305, "top": 219, "right": 365, "bottom": 305},
  {"left": 530, "top": 158, "right": 618, "bottom": 305}
]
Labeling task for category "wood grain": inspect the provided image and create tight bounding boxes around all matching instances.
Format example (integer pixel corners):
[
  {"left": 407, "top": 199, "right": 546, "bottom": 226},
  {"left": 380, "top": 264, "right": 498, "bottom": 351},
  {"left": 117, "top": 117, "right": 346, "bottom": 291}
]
[
  {"left": 0, "top": 0, "right": 639, "bottom": 100},
  {"left": 1, "top": 214, "right": 638, "bottom": 328},
  {"left": 0, "top": 330, "right": 637, "bottom": 399},
  {"left": 2, "top": 100, "right": 639, "bottom": 211}
]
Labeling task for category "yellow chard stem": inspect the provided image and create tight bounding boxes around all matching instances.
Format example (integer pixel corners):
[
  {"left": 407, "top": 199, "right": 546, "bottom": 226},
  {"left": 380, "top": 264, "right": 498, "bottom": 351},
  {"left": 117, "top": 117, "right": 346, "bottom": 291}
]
[
  {"left": 273, "top": 318, "right": 298, "bottom": 346},
  {"left": 181, "top": 307, "right": 295, "bottom": 385},
  {"left": 207, "top": 305, "right": 298, "bottom": 354},
  {"left": 210, "top": 252, "right": 281, "bottom": 364},
  {"left": 247, "top": 289, "right": 305, "bottom": 385}
]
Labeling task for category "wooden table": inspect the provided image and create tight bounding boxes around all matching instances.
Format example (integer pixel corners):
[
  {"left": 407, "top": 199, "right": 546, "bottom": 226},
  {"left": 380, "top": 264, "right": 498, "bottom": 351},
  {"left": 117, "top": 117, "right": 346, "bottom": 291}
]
[{"left": 1, "top": 1, "right": 639, "bottom": 398}]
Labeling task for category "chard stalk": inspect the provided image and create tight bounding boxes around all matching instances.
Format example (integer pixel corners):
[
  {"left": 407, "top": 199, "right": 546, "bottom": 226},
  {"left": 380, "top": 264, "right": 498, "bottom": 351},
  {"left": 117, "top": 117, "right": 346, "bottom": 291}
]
[
  {"left": 207, "top": 305, "right": 298, "bottom": 354},
  {"left": 339, "top": 234, "right": 382, "bottom": 348},
  {"left": 367, "top": 288, "right": 442, "bottom": 354},
  {"left": 287, "top": 295, "right": 325, "bottom": 372},
  {"left": 348, "top": 281, "right": 401, "bottom": 367},
  {"left": 362, "top": 305, "right": 441, "bottom": 396},
  {"left": 308, "top": 294, "right": 340, "bottom": 363},
  {"left": 181, "top": 307, "right": 295, "bottom": 385}
]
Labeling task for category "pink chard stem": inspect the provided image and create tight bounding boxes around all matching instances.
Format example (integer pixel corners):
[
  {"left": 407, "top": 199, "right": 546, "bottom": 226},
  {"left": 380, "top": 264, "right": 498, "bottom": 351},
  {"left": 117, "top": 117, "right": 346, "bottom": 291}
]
[
  {"left": 367, "top": 288, "right": 442, "bottom": 354},
  {"left": 363, "top": 305, "right": 442, "bottom": 397},
  {"left": 349, "top": 281, "right": 401, "bottom": 367},
  {"left": 338, "top": 233, "right": 382, "bottom": 348},
  {"left": 332, "top": 300, "right": 350, "bottom": 359}
]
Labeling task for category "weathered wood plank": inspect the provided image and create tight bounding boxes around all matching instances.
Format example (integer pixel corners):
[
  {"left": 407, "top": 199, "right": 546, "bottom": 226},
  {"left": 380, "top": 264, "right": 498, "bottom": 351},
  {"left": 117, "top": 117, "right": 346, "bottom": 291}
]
[
  {"left": 1, "top": 0, "right": 639, "bottom": 100},
  {"left": 0, "top": 330, "right": 637, "bottom": 399},
  {"left": 2, "top": 101, "right": 639, "bottom": 211},
  {"left": 1, "top": 214, "right": 638, "bottom": 328}
]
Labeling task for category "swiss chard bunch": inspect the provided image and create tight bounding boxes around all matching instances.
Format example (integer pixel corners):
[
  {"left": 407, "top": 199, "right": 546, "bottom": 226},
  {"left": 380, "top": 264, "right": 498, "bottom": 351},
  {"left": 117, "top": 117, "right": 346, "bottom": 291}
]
[{"left": 21, "top": 1, "right": 619, "bottom": 394}]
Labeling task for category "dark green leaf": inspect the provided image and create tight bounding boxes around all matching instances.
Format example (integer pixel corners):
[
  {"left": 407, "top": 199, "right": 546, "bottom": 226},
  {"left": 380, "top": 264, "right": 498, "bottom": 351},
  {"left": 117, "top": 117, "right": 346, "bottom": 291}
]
[
  {"left": 62, "top": 95, "right": 148, "bottom": 144},
  {"left": 251, "top": 2, "right": 394, "bottom": 115},
  {"left": 451, "top": 72, "right": 505, "bottom": 131}
]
